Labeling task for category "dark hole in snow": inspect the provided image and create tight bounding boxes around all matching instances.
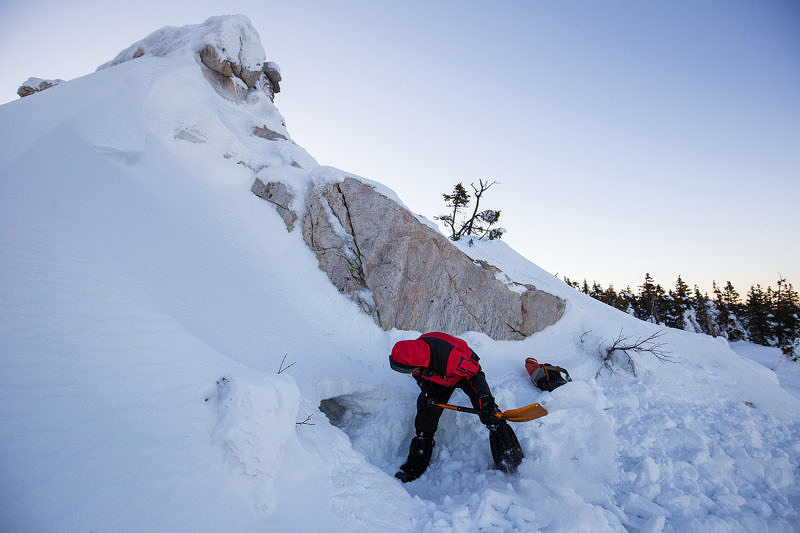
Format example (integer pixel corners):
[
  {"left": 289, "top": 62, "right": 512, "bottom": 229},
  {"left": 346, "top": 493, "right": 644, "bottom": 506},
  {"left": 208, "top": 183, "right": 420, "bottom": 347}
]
[
  {"left": 319, "top": 397, "right": 346, "bottom": 426},
  {"left": 319, "top": 395, "right": 369, "bottom": 429}
]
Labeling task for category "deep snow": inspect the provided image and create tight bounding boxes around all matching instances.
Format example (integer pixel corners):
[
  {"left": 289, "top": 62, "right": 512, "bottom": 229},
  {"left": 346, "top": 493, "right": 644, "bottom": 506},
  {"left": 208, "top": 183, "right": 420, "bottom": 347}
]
[{"left": 1, "top": 16, "right": 798, "bottom": 533}]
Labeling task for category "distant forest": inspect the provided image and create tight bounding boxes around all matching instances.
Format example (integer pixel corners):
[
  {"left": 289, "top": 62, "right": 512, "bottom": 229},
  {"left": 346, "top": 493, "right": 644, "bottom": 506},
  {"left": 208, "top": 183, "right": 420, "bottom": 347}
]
[{"left": 563, "top": 274, "right": 800, "bottom": 361}]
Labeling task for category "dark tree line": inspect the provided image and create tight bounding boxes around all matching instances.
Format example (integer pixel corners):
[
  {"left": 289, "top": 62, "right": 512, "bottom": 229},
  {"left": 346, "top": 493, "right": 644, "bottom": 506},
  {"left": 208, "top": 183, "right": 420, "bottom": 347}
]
[{"left": 564, "top": 273, "right": 800, "bottom": 360}]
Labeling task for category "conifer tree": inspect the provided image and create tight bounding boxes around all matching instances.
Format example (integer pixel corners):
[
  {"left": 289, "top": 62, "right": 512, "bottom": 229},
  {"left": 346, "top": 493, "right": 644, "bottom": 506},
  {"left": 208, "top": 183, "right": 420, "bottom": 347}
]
[
  {"left": 767, "top": 286, "right": 779, "bottom": 341},
  {"left": 745, "top": 284, "right": 771, "bottom": 345},
  {"left": 435, "top": 183, "right": 469, "bottom": 240},
  {"left": 774, "top": 278, "right": 800, "bottom": 359},
  {"left": 582, "top": 279, "right": 590, "bottom": 295},
  {"left": 718, "top": 281, "right": 746, "bottom": 341},
  {"left": 662, "top": 292, "right": 679, "bottom": 328},
  {"left": 693, "top": 286, "right": 718, "bottom": 336},
  {"left": 601, "top": 284, "right": 622, "bottom": 310},
  {"left": 636, "top": 273, "right": 664, "bottom": 323},
  {"left": 674, "top": 275, "right": 691, "bottom": 304},
  {"left": 712, "top": 281, "right": 742, "bottom": 339},
  {"left": 619, "top": 286, "right": 636, "bottom": 315},
  {"left": 663, "top": 275, "right": 691, "bottom": 329},
  {"left": 590, "top": 282, "right": 603, "bottom": 301},
  {"left": 712, "top": 282, "right": 727, "bottom": 335}
]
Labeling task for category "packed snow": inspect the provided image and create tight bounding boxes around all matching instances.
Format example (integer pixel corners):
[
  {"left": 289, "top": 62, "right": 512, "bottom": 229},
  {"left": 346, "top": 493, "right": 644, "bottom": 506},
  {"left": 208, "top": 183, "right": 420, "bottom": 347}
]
[{"left": 1, "top": 15, "right": 798, "bottom": 532}]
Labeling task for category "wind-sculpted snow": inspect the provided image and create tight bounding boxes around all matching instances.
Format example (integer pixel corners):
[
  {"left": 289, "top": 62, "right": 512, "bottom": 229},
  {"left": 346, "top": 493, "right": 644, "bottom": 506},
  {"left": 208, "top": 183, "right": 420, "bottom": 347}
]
[
  {"left": 1, "top": 14, "right": 799, "bottom": 533},
  {"left": 209, "top": 375, "right": 312, "bottom": 514},
  {"left": 97, "top": 15, "right": 267, "bottom": 74},
  {"left": 97, "top": 15, "right": 281, "bottom": 101}
]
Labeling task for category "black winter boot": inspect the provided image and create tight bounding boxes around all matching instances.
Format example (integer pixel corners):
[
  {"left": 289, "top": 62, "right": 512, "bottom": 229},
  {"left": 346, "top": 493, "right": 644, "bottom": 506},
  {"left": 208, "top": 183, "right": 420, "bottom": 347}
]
[
  {"left": 395, "top": 434, "right": 435, "bottom": 483},
  {"left": 489, "top": 421, "right": 524, "bottom": 473}
]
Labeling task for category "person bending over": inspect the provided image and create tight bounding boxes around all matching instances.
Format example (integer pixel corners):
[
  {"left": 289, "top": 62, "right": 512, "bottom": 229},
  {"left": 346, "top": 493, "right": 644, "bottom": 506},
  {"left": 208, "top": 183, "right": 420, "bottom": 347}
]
[{"left": 389, "top": 332, "right": 522, "bottom": 482}]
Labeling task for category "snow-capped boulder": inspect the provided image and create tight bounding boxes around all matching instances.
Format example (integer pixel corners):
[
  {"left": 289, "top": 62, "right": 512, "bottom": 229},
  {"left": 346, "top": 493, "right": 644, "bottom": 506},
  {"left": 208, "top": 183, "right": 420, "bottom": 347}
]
[
  {"left": 16, "top": 77, "right": 64, "bottom": 98},
  {"left": 289, "top": 177, "right": 565, "bottom": 340},
  {"left": 97, "top": 15, "right": 281, "bottom": 101}
]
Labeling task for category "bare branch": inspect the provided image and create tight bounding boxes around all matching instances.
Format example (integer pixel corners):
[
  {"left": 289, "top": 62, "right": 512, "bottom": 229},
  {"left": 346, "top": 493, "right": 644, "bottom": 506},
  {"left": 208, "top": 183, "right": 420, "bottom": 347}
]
[
  {"left": 277, "top": 353, "right": 296, "bottom": 374},
  {"left": 295, "top": 413, "right": 315, "bottom": 426},
  {"left": 463, "top": 179, "right": 497, "bottom": 236},
  {"left": 597, "top": 328, "right": 674, "bottom": 378}
]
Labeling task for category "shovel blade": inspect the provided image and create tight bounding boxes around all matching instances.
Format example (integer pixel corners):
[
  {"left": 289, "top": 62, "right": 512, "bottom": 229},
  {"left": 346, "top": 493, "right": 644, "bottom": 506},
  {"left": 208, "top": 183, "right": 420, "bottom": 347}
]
[{"left": 501, "top": 402, "right": 548, "bottom": 422}]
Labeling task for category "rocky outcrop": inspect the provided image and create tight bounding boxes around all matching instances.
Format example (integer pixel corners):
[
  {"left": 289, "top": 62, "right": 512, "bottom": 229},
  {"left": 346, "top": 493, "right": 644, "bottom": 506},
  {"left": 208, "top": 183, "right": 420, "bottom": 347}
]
[
  {"left": 198, "top": 44, "right": 281, "bottom": 102},
  {"left": 17, "top": 77, "right": 64, "bottom": 98},
  {"left": 97, "top": 15, "right": 281, "bottom": 102},
  {"left": 252, "top": 125, "right": 288, "bottom": 141},
  {"left": 263, "top": 62, "right": 281, "bottom": 94},
  {"left": 254, "top": 177, "right": 565, "bottom": 340},
  {"left": 520, "top": 288, "right": 567, "bottom": 336}
]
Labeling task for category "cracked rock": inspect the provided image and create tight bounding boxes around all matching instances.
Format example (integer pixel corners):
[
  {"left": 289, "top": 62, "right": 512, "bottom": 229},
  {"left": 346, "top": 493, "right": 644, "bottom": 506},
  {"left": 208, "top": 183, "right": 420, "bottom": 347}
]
[
  {"left": 251, "top": 176, "right": 565, "bottom": 339},
  {"left": 279, "top": 177, "right": 565, "bottom": 340}
]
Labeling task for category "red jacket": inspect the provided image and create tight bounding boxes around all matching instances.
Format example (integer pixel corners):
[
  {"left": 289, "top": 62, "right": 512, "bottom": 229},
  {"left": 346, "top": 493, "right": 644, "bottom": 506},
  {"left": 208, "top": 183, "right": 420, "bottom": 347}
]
[{"left": 390, "top": 332, "right": 481, "bottom": 387}]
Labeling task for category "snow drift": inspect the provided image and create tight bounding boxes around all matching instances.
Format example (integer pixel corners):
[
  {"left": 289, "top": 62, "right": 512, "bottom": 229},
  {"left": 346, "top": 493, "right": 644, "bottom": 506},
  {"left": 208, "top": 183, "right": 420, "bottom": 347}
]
[{"left": 1, "top": 15, "right": 799, "bottom": 532}]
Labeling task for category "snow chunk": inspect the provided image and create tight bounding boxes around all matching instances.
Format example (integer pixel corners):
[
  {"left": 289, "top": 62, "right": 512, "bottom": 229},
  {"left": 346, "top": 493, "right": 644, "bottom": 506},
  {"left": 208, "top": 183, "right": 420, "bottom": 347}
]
[{"left": 209, "top": 374, "right": 320, "bottom": 514}]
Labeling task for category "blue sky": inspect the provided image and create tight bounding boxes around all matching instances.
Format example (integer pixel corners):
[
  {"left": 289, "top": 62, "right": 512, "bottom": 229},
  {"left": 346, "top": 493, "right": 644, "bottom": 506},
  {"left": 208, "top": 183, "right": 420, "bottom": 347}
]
[{"left": 2, "top": 1, "right": 798, "bottom": 295}]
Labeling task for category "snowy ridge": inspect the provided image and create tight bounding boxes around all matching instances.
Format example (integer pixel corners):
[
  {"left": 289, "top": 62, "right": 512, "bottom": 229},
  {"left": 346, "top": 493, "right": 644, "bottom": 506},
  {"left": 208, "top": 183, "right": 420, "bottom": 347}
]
[
  {"left": 97, "top": 15, "right": 268, "bottom": 73},
  {"left": 1, "top": 15, "right": 799, "bottom": 532}
]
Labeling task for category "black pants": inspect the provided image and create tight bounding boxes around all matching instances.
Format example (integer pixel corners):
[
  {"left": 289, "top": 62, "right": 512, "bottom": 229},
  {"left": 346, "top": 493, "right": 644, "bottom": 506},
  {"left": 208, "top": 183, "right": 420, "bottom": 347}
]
[{"left": 414, "top": 375, "right": 483, "bottom": 436}]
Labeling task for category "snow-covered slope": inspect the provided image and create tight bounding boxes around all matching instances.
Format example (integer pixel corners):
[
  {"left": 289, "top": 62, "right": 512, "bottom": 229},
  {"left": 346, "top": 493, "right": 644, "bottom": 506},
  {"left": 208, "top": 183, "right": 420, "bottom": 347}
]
[{"left": 1, "top": 16, "right": 798, "bottom": 532}]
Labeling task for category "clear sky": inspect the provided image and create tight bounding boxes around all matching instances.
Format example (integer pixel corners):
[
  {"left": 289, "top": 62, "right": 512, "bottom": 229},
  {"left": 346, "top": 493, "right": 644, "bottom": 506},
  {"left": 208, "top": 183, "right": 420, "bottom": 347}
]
[{"left": 2, "top": 1, "right": 798, "bottom": 295}]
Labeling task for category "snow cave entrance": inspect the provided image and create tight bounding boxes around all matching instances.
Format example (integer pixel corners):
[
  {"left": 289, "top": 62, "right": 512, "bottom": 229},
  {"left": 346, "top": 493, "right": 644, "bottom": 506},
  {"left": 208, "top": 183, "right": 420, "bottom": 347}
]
[
  {"left": 319, "top": 392, "right": 409, "bottom": 474},
  {"left": 319, "top": 389, "right": 500, "bottom": 498},
  {"left": 319, "top": 394, "right": 372, "bottom": 429}
]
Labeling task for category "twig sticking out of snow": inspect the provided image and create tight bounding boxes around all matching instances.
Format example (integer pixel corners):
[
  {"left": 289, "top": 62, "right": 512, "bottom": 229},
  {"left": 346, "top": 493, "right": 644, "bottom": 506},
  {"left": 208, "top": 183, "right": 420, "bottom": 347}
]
[
  {"left": 598, "top": 328, "right": 674, "bottom": 377},
  {"left": 295, "top": 414, "right": 315, "bottom": 426},
  {"left": 277, "top": 353, "right": 296, "bottom": 374}
]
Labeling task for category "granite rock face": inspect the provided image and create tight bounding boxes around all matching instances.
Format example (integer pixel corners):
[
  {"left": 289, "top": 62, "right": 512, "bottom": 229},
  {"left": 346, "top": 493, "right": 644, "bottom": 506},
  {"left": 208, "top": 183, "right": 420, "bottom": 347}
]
[
  {"left": 256, "top": 177, "right": 565, "bottom": 340},
  {"left": 198, "top": 44, "right": 281, "bottom": 102}
]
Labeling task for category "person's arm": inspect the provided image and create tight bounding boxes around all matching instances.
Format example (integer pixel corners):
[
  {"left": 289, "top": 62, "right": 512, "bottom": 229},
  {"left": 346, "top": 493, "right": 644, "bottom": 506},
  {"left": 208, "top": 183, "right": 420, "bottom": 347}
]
[
  {"left": 468, "top": 369, "right": 503, "bottom": 426},
  {"left": 467, "top": 370, "right": 493, "bottom": 408}
]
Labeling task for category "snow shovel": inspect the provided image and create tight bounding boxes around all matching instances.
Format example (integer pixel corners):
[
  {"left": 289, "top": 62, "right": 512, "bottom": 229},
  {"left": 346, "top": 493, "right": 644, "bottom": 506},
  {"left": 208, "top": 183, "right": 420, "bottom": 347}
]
[{"left": 433, "top": 401, "right": 548, "bottom": 422}]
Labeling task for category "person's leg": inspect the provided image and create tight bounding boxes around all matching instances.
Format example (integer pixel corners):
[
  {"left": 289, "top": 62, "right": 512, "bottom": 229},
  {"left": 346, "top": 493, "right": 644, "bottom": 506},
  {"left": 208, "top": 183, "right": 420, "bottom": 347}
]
[
  {"left": 396, "top": 381, "right": 454, "bottom": 482},
  {"left": 455, "top": 379, "right": 524, "bottom": 472},
  {"left": 413, "top": 381, "right": 454, "bottom": 435}
]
